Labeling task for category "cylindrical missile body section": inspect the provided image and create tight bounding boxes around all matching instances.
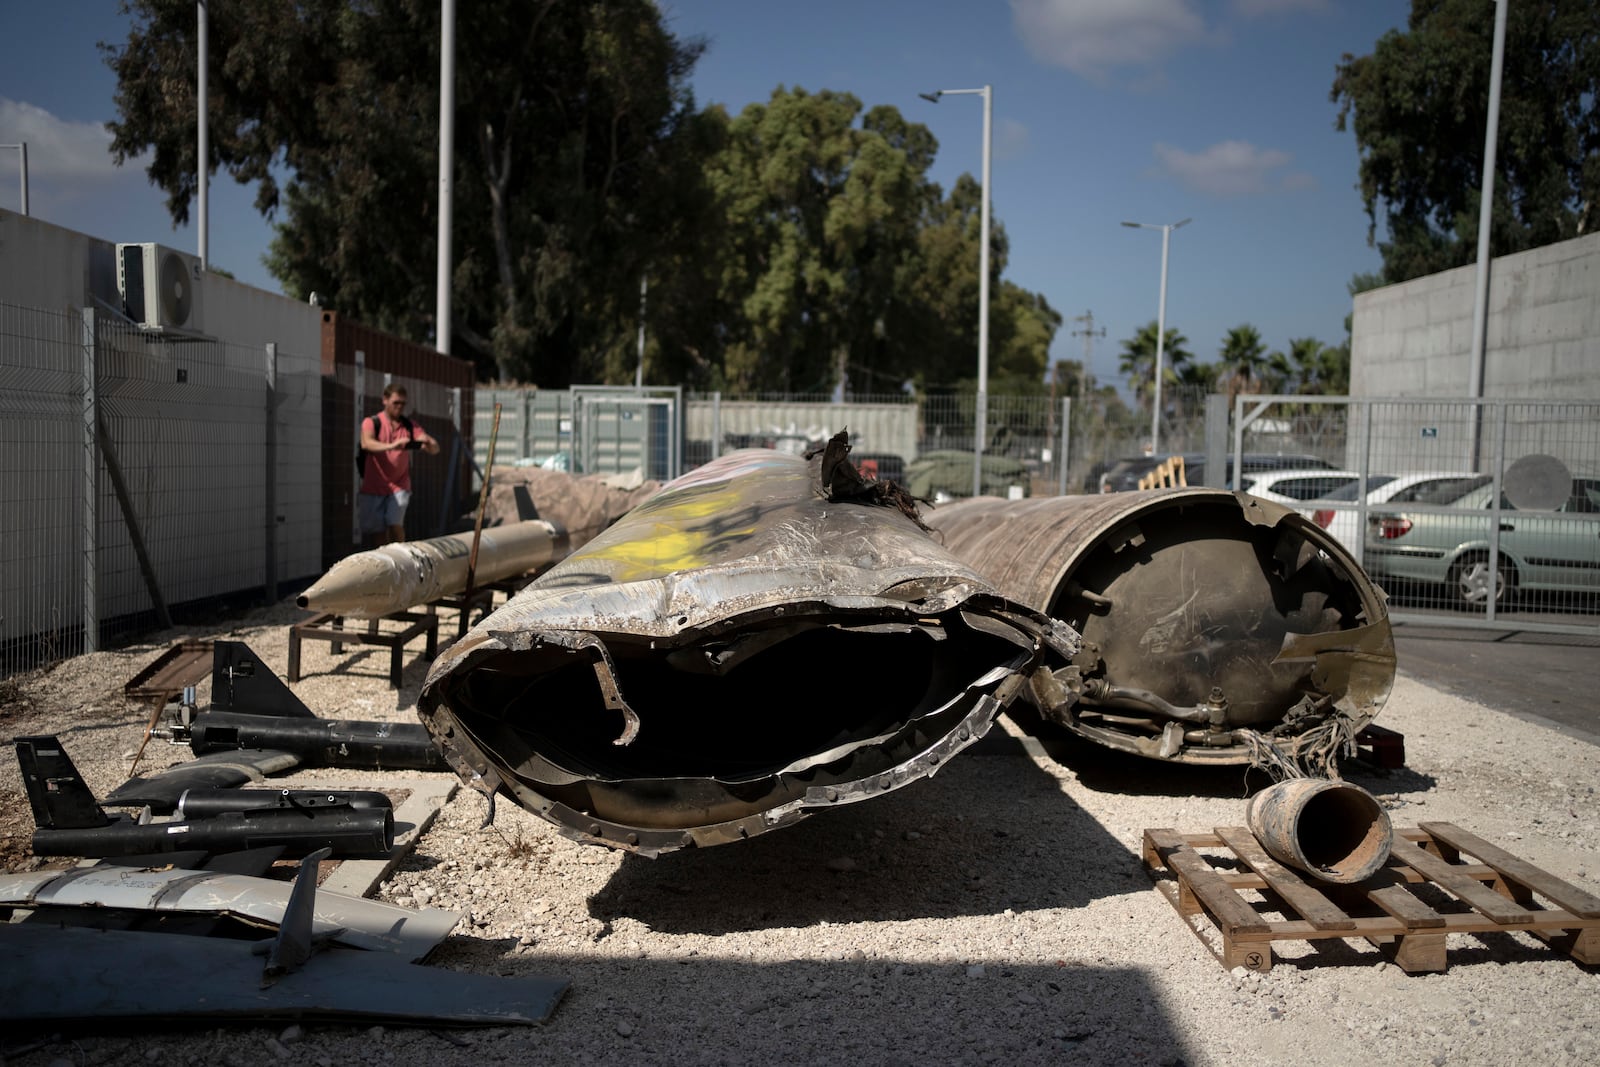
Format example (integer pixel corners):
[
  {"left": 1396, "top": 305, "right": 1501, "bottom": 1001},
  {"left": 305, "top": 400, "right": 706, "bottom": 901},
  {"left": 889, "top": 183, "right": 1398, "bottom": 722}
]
[
  {"left": 924, "top": 489, "right": 1395, "bottom": 764},
  {"left": 32, "top": 806, "right": 395, "bottom": 859},
  {"left": 175, "top": 788, "right": 394, "bottom": 820},
  {"left": 419, "top": 448, "right": 1077, "bottom": 856},
  {"left": 297, "top": 519, "right": 569, "bottom": 618},
  {"left": 185, "top": 711, "right": 449, "bottom": 771}
]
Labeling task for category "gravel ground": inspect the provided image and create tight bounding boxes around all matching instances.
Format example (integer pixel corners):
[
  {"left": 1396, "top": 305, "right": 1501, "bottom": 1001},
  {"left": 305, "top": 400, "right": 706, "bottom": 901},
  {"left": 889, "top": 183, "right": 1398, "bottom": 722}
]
[{"left": 2, "top": 600, "right": 1597, "bottom": 1066}]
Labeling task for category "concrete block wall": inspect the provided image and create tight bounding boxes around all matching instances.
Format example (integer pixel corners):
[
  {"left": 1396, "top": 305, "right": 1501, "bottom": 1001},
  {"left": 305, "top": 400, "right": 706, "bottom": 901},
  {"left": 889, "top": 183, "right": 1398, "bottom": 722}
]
[{"left": 1351, "top": 231, "right": 1600, "bottom": 401}]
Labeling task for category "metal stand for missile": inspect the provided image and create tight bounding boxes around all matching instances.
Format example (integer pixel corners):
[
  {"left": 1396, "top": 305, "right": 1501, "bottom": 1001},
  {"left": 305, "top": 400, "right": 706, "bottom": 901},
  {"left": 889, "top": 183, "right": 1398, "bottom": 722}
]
[
  {"left": 429, "top": 574, "right": 535, "bottom": 642},
  {"left": 287, "top": 609, "right": 439, "bottom": 689}
]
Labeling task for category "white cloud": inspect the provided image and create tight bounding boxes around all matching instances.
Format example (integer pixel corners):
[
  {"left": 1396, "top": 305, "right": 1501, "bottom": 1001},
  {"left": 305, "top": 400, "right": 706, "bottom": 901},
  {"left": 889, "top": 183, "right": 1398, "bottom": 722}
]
[
  {"left": 1009, "top": 0, "right": 1217, "bottom": 81},
  {"left": 1151, "top": 139, "right": 1312, "bottom": 196},
  {"left": 0, "top": 98, "right": 140, "bottom": 182},
  {"left": 995, "top": 117, "right": 1030, "bottom": 161}
]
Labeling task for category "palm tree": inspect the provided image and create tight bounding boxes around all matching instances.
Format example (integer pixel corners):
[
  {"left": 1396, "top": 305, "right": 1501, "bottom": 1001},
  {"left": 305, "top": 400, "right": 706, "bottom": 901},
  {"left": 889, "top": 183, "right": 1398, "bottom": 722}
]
[
  {"left": 1217, "top": 324, "right": 1268, "bottom": 406},
  {"left": 1118, "top": 320, "right": 1193, "bottom": 414},
  {"left": 1272, "top": 337, "right": 1348, "bottom": 395}
]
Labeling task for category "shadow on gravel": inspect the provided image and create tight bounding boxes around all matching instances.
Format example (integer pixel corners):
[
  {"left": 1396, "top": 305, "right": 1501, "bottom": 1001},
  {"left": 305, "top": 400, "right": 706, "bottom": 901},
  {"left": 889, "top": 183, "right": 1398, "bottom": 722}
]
[
  {"left": 0, "top": 959, "right": 1190, "bottom": 1065},
  {"left": 587, "top": 730, "right": 1137, "bottom": 936}
]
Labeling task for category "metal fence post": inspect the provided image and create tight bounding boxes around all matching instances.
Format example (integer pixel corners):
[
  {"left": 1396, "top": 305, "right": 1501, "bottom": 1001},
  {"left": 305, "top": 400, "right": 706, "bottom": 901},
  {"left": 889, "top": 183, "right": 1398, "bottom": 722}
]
[
  {"left": 711, "top": 391, "right": 722, "bottom": 460},
  {"left": 521, "top": 388, "right": 533, "bottom": 464},
  {"left": 1231, "top": 395, "right": 1246, "bottom": 491},
  {"left": 352, "top": 351, "right": 365, "bottom": 546},
  {"left": 1058, "top": 397, "right": 1071, "bottom": 496},
  {"left": 1203, "top": 394, "right": 1229, "bottom": 488},
  {"left": 1485, "top": 400, "right": 1508, "bottom": 623},
  {"left": 264, "top": 342, "right": 278, "bottom": 605},
  {"left": 1355, "top": 401, "right": 1374, "bottom": 569},
  {"left": 80, "top": 308, "right": 98, "bottom": 653}
]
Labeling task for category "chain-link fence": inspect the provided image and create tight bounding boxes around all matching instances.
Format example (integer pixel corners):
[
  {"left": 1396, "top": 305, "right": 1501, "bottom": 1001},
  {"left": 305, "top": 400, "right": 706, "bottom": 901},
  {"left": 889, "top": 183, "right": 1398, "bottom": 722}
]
[
  {"left": 1, "top": 302, "right": 322, "bottom": 676},
  {"left": 1234, "top": 394, "right": 1600, "bottom": 635}
]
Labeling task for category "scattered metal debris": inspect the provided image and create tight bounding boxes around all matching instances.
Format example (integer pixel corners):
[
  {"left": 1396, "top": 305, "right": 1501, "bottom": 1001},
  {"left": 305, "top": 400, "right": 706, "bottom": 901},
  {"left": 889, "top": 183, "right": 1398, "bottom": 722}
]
[{"left": 0, "top": 850, "right": 566, "bottom": 1027}]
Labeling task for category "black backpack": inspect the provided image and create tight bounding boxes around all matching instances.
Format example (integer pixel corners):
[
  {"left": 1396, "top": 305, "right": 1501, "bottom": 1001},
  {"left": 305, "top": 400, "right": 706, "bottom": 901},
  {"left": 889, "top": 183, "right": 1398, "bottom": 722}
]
[{"left": 356, "top": 413, "right": 414, "bottom": 475}]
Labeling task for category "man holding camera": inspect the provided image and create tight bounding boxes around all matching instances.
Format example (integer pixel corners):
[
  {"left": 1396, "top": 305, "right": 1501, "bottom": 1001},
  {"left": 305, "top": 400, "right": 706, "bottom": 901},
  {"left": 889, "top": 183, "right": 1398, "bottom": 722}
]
[{"left": 358, "top": 382, "right": 440, "bottom": 546}]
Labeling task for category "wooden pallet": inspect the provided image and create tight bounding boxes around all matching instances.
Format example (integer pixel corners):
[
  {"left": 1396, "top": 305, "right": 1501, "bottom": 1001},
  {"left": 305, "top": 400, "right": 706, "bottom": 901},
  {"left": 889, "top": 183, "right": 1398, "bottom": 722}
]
[{"left": 1142, "top": 821, "right": 1600, "bottom": 974}]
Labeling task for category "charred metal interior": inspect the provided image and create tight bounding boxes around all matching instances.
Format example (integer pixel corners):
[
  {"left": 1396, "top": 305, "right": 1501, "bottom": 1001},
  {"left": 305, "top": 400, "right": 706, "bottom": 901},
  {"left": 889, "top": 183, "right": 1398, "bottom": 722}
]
[
  {"left": 427, "top": 606, "right": 1035, "bottom": 850},
  {"left": 927, "top": 490, "right": 1395, "bottom": 764}
]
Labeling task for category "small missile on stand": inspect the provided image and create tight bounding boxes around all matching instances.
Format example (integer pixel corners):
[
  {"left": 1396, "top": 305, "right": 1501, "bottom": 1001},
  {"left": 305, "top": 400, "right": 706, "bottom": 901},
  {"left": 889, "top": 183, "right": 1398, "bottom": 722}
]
[{"left": 297, "top": 519, "right": 570, "bottom": 618}]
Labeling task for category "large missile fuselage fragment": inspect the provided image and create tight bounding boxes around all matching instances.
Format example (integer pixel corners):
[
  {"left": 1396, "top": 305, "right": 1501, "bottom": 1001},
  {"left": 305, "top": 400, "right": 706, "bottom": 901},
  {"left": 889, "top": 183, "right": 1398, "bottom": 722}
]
[
  {"left": 297, "top": 520, "right": 569, "bottom": 618},
  {"left": 418, "top": 449, "right": 1075, "bottom": 856},
  {"left": 925, "top": 489, "right": 1395, "bottom": 763}
]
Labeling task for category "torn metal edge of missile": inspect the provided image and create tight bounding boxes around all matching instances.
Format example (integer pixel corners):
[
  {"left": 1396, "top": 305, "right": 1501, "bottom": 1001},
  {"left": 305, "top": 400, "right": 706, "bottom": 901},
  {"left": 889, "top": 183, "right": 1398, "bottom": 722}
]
[
  {"left": 924, "top": 488, "right": 1395, "bottom": 766},
  {"left": 417, "top": 444, "right": 1081, "bottom": 857}
]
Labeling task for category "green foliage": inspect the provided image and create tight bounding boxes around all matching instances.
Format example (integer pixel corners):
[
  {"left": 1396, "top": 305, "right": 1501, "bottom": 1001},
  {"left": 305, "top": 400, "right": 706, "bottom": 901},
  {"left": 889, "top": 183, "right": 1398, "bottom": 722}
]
[
  {"left": 1215, "top": 323, "right": 1268, "bottom": 405},
  {"left": 103, "top": 5, "right": 1060, "bottom": 391},
  {"left": 1332, "top": 0, "right": 1599, "bottom": 283},
  {"left": 105, "top": 0, "right": 710, "bottom": 383},
  {"left": 1265, "top": 337, "right": 1349, "bottom": 396},
  {"left": 1117, "top": 321, "right": 1193, "bottom": 410}
]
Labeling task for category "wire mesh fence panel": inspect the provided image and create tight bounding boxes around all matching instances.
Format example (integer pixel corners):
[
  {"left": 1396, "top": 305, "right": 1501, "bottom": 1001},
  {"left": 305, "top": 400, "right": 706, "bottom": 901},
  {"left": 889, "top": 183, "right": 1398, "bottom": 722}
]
[
  {"left": 1238, "top": 395, "right": 1600, "bottom": 636},
  {"left": 2, "top": 303, "right": 324, "bottom": 677},
  {"left": 94, "top": 318, "right": 267, "bottom": 634},
  {"left": 1, "top": 304, "right": 89, "bottom": 673}
]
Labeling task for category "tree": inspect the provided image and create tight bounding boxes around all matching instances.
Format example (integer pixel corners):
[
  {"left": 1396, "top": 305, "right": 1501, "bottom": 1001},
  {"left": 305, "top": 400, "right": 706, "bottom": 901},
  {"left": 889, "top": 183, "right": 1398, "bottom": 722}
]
[
  {"left": 1332, "top": 0, "right": 1599, "bottom": 283},
  {"left": 1118, "top": 321, "right": 1193, "bottom": 412},
  {"left": 104, "top": 0, "right": 710, "bottom": 384},
  {"left": 1216, "top": 324, "right": 1269, "bottom": 405},
  {"left": 1266, "top": 337, "right": 1349, "bottom": 395},
  {"left": 696, "top": 88, "right": 941, "bottom": 394}
]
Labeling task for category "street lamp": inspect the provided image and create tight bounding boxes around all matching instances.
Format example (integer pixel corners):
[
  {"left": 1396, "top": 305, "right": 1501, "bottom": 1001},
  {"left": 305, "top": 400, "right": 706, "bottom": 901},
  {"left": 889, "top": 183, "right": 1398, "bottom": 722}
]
[
  {"left": 1121, "top": 217, "right": 1190, "bottom": 454},
  {"left": 923, "top": 85, "right": 991, "bottom": 498}
]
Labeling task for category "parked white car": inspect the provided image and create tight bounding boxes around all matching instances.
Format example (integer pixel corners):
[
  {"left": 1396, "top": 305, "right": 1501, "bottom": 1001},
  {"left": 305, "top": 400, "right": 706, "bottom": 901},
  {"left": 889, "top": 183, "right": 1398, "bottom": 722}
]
[
  {"left": 1309, "top": 471, "right": 1482, "bottom": 556},
  {"left": 1238, "top": 469, "right": 1361, "bottom": 513}
]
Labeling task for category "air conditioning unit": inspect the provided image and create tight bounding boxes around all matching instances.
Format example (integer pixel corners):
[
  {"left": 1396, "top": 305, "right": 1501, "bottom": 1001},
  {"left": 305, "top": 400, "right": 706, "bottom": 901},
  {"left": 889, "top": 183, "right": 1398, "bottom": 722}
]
[{"left": 116, "top": 242, "right": 205, "bottom": 333}]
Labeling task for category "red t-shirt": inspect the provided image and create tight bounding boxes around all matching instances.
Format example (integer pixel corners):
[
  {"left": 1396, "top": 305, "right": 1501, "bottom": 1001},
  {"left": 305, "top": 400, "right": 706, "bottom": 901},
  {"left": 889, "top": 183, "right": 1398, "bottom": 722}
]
[{"left": 360, "top": 413, "right": 425, "bottom": 495}]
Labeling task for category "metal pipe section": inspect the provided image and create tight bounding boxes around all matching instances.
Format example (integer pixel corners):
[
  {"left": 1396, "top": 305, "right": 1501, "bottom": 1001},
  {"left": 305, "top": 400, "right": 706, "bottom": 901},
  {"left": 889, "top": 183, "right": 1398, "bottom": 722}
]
[
  {"left": 418, "top": 448, "right": 1077, "bottom": 856},
  {"left": 924, "top": 489, "right": 1395, "bottom": 764},
  {"left": 298, "top": 519, "right": 568, "bottom": 617},
  {"left": 1245, "top": 777, "right": 1394, "bottom": 884}
]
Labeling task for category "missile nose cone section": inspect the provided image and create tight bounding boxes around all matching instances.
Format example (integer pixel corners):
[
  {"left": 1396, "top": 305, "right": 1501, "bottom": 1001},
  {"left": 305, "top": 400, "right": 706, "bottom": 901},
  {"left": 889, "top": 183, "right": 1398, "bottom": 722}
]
[
  {"left": 298, "top": 551, "right": 405, "bottom": 615},
  {"left": 296, "top": 521, "right": 566, "bottom": 618}
]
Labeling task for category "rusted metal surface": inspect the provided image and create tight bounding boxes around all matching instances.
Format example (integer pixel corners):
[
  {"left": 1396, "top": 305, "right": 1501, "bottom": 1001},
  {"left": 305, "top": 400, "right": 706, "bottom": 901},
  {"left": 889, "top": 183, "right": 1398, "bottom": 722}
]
[
  {"left": 1244, "top": 777, "right": 1394, "bottom": 883},
  {"left": 123, "top": 640, "right": 214, "bottom": 702},
  {"left": 924, "top": 489, "right": 1395, "bottom": 764},
  {"left": 297, "top": 520, "right": 568, "bottom": 618},
  {"left": 418, "top": 446, "right": 1078, "bottom": 856}
]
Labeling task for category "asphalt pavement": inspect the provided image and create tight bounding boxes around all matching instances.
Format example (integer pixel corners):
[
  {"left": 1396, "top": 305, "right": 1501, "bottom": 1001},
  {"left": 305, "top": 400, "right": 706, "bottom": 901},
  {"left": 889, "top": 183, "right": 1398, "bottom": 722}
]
[{"left": 1391, "top": 621, "right": 1600, "bottom": 744}]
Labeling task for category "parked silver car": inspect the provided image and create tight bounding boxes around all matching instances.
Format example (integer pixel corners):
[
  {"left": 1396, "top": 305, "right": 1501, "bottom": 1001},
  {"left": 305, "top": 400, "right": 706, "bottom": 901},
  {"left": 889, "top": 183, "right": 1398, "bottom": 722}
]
[
  {"left": 1310, "top": 471, "right": 1481, "bottom": 557},
  {"left": 1362, "top": 474, "right": 1600, "bottom": 608}
]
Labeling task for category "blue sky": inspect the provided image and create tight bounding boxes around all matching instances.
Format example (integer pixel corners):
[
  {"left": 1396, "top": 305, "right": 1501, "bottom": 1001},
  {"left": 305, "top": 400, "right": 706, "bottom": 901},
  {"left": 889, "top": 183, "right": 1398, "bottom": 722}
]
[{"left": 1, "top": 1, "right": 1411, "bottom": 394}]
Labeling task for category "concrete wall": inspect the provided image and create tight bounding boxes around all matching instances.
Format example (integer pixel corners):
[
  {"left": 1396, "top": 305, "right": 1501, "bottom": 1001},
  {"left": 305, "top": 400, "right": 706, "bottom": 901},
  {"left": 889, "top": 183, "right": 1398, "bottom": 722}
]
[{"left": 1351, "top": 231, "right": 1600, "bottom": 400}]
